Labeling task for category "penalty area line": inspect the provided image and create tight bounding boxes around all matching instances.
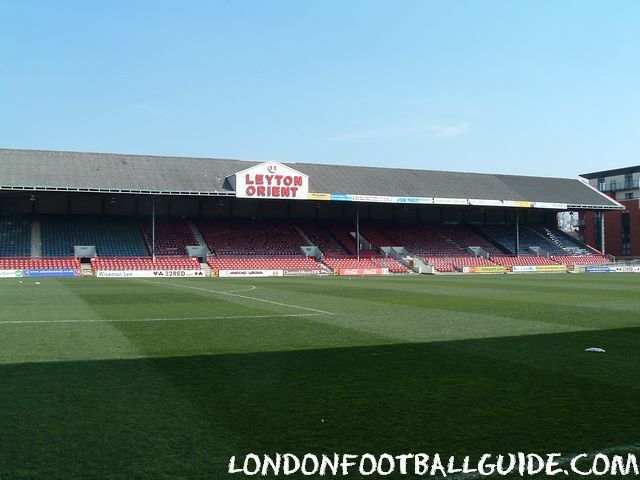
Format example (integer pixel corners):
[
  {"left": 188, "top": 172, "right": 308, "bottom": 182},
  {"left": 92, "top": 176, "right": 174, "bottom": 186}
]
[
  {"left": 0, "top": 313, "right": 327, "bottom": 325},
  {"left": 139, "top": 280, "right": 335, "bottom": 316}
]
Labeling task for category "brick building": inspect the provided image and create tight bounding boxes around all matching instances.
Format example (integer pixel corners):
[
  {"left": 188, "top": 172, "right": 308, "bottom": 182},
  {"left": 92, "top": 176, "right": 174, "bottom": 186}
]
[{"left": 581, "top": 166, "right": 640, "bottom": 257}]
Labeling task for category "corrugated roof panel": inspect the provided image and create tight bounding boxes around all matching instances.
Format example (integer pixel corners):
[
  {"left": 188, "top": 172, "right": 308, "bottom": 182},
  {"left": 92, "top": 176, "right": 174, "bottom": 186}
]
[{"left": 0, "top": 148, "right": 621, "bottom": 209}]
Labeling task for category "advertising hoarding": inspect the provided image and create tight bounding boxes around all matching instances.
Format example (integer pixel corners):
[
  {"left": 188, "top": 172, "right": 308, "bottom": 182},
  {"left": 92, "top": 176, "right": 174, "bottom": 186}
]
[
  {"left": 337, "top": 268, "right": 389, "bottom": 276},
  {"left": 218, "top": 269, "right": 284, "bottom": 278},
  {"left": 96, "top": 270, "right": 206, "bottom": 278},
  {"left": 470, "top": 266, "right": 506, "bottom": 273}
]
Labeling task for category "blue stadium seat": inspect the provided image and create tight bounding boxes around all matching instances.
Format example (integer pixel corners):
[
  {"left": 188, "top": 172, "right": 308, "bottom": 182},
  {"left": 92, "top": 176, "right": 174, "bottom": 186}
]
[
  {"left": 0, "top": 216, "right": 31, "bottom": 257},
  {"left": 41, "top": 215, "right": 148, "bottom": 257}
]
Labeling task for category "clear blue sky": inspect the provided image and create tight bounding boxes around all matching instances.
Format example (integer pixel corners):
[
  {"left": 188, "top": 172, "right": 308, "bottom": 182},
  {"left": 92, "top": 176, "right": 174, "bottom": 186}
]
[{"left": 1, "top": 0, "right": 638, "bottom": 178}]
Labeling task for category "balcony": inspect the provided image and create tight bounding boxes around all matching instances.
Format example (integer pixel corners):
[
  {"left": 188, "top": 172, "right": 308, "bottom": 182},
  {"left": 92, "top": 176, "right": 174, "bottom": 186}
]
[{"left": 599, "top": 180, "right": 640, "bottom": 192}]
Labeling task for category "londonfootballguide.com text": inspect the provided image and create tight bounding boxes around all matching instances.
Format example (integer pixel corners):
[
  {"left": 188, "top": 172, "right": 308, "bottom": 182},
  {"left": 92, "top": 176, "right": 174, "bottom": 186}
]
[{"left": 228, "top": 452, "right": 639, "bottom": 477}]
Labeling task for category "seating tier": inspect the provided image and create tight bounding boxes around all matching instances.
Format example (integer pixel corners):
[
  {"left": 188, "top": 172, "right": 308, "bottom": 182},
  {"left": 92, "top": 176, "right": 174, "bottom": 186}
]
[
  {"left": 42, "top": 215, "right": 147, "bottom": 257},
  {"left": 92, "top": 256, "right": 200, "bottom": 271},
  {"left": 0, "top": 216, "right": 31, "bottom": 257},
  {"left": 198, "top": 219, "right": 305, "bottom": 256},
  {"left": 208, "top": 257, "right": 323, "bottom": 271},
  {"left": 141, "top": 218, "right": 197, "bottom": 256},
  {"left": 0, "top": 257, "right": 80, "bottom": 269}
]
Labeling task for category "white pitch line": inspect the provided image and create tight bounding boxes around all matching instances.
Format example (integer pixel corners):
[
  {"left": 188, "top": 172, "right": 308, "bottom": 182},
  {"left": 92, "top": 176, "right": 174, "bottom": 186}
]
[
  {"left": 140, "top": 280, "right": 335, "bottom": 315},
  {"left": 215, "top": 285, "right": 257, "bottom": 293},
  {"left": 0, "top": 312, "right": 327, "bottom": 325}
]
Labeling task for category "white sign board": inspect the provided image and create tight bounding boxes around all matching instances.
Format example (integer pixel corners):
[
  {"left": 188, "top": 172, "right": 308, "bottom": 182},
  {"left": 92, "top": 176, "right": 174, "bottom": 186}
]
[
  {"left": 533, "top": 202, "right": 568, "bottom": 210},
  {"left": 469, "top": 199, "right": 504, "bottom": 207},
  {"left": 96, "top": 270, "right": 206, "bottom": 278},
  {"left": 511, "top": 266, "right": 537, "bottom": 272},
  {"left": 0, "top": 270, "right": 22, "bottom": 278},
  {"left": 230, "top": 162, "right": 309, "bottom": 200},
  {"left": 433, "top": 197, "right": 469, "bottom": 206},
  {"left": 218, "top": 269, "right": 284, "bottom": 278},
  {"left": 613, "top": 266, "right": 640, "bottom": 273}
]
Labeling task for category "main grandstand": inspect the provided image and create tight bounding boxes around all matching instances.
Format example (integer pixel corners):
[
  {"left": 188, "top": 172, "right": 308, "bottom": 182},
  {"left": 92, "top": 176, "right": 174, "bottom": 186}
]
[{"left": 0, "top": 148, "right": 623, "bottom": 277}]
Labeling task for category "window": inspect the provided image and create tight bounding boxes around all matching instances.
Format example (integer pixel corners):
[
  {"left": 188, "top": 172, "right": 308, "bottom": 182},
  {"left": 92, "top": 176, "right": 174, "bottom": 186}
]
[
  {"left": 622, "top": 213, "right": 631, "bottom": 255},
  {"left": 625, "top": 173, "right": 634, "bottom": 190},
  {"left": 625, "top": 192, "right": 634, "bottom": 200},
  {"left": 610, "top": 180, "right": 617, "bottom": 191},
  {"left": 598, "top": 178, "right": 606, "bottom": 191}
]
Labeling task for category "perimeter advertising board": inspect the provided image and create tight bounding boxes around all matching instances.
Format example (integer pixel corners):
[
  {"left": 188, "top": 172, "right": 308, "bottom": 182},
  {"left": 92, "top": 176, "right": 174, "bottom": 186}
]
[
  {"left": 337, "top": 268, "right": 389, "bottom": 276},
  {"left": 533, "top": 265, "right": 567, "bottom": 272},
  {"left": 96, "top": 270, "right": 206, "bottom": 278},
  {"left": 585, "top": 265, "right": 640, "bottom": 273},
  {"left": 511, "top": 265, "right": 566, "bottom": 273},
  {"left": 470, "top": 266, "right": 506, "bottom": 273},
  {"left": 585, "top": 266, "right": 615, "bottom": 273},
  {"left": 511, "top": 266, "right": 536, "bottom": 273},
  {"left": 0, "top": 270, "right": 22, "bottom": 278},
  {"left": 218, "top": 269, "right": 284, "bottom": 278},
  {"left": 614, "top": 266, "right": 640, "bottom": 273},
  {"left": 0, "top": 269, "right": 80, "bottom": 278},
  {"left": 283, "top": 269, "right": 328, "bottom": 276}
]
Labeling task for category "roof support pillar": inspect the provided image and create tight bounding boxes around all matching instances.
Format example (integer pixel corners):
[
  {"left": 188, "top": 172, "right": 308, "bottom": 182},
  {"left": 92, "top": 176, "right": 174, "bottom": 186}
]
[
  {"left": 515, "top": 210, "right": 520, "bottom": 256},
  {"left": 600, "top": 211, "right": 606, "bottom": 255},
  {"left": 151, "top": 196, "right": 156, "bottom": 262},
  {"left": 356, "top": 206, "right": 360, "bottom": 261}
]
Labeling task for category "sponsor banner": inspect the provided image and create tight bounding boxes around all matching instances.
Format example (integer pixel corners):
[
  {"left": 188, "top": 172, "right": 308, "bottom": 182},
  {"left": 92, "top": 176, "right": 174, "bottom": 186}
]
[
  {"left": 470, "top": 266, "right": 506, "bottom": 273},
  {"left": 218, "top": 269, "right": 283, "bottom": 278},
  {"left": 469, "top": 199, "right": 504, "bottom": 207},
  {"left": 327, "top": 193, "right": 434, "bottom": 204},
  {"left": 96, "top": 270, "right": 205, "bottom": 278},
  {"left": 307, "top": 192, "right": 331, "bottom": 201},
  {"left": 613, "top": 265, "right": 640, "bottom": 273},
  {"left": 232, "top": 162, "right": 309, "bottom": 200},
  {"left": 511, "top": 266, "right": 536, "bottom": 272},
  {"left": 330, "top": 193, "right": 353, "bottom": 202},
  {"left": 503, "top": 200, "right": 533, "bottom": 208},
  {"left": 283, "top": 269, "right": 328, "bottom": 276},
  {"left": 394, "top": 196, "right": 434, "bottom": 204},
  {"left": 338, "top": 268, "right": 389, "bottom": 276},
  {"left": 581, "top": 265, "right": 640, "bottom": 274},
  {"left": 22, "top": 268, "right": 82, "bottom": 277},
  {"left": 510, "top": 265, "right": 566, "bottom": 273},
  {"left": 585, "top": 266, "right": 616, "bottom": 273},
  {"left": 0, "top": 269, "right": 23, "bottom": 278},
  {"left": 433, "top": 197, "right": 469, "bottom": 206},
  {"left": 1, "top": 269, "right": 81, "bottom": 278},
  {"left": 533, "top": 265, "right": 567, "bottom": 272},
  {"left": 24, "top": 269, "right": 81, "bottom": 277},
  {"left": 533, "top": 202, "right": 568, "bottom": 210},
  {"left": 350, "top": 194, "right": 398, "bottom": 203}
]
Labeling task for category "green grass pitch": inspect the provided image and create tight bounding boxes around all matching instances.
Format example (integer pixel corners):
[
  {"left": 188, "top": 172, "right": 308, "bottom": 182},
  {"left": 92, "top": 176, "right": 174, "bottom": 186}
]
[{"left": 0, "top": 274, "right": 639, "bottom": 479}]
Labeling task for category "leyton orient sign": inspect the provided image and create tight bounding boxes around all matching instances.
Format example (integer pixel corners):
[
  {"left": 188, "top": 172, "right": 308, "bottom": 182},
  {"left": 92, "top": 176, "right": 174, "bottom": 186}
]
[{"left": 231, "top": 162, "right": 309, "bottom": 199}]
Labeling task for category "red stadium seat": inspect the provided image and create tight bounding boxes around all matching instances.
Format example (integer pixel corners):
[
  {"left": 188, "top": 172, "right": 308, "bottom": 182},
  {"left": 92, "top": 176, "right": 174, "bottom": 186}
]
[{"left": 92, "top": 256, "right": 201, "bottom": 271}]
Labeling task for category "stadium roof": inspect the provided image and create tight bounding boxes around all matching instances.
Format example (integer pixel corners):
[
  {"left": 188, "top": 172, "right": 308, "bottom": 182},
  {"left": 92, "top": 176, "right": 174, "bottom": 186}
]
[
  {"left": 580, "top": 165, "right": 640, "bottom": 179},
  {"left": 0, "top": 148, "right": 622, "bottom": 210}
]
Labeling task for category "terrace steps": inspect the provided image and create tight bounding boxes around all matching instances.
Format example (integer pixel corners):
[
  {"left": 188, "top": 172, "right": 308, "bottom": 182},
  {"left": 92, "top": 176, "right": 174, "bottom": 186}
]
[
  {"left": 31, "top": 219, "right": 42, "bottom": 258},
  {"left": 187, "top": 220, "right": 212, "bottom": 254}
]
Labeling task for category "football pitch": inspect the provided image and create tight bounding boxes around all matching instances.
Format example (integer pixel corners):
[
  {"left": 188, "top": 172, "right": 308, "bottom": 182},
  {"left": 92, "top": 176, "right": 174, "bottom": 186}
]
[{"left": 1, "top": 274, "right": 639, "bottom": 479}]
